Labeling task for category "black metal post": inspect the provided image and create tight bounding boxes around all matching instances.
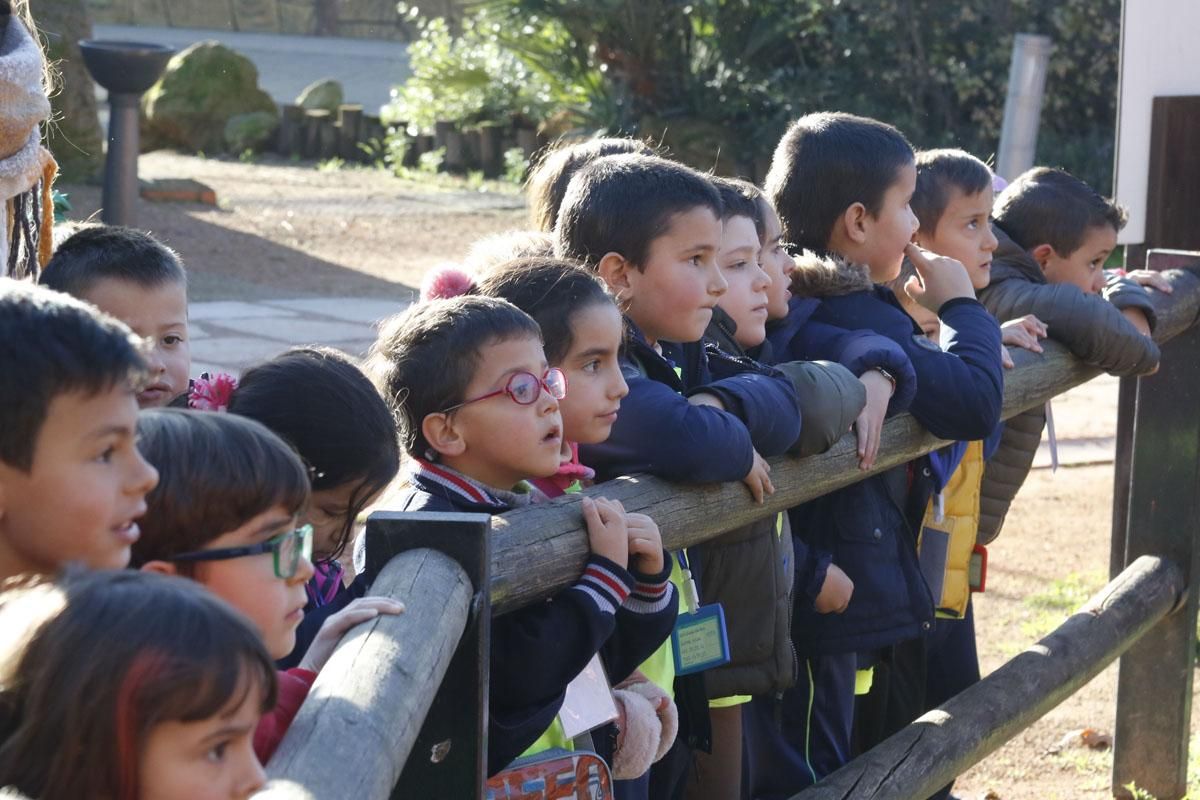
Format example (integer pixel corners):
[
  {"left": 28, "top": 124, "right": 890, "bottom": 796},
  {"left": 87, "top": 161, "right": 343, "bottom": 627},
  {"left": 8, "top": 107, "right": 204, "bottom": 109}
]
[
  {"left": 363, "top": 512, "right": 491, "bottom": 800},
  {"left": 1112, "top": 323, "right": 1200, "bottom": 800},
  {"left": 102, "top": 93, "right": 141, "bottom": 226}
]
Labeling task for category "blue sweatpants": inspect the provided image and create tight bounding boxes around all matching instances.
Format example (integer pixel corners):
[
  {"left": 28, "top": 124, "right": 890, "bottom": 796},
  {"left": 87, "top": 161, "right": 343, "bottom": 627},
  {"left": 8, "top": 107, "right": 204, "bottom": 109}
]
[{"left": 741, "top": 651, "right": 857, "bottom": 799}]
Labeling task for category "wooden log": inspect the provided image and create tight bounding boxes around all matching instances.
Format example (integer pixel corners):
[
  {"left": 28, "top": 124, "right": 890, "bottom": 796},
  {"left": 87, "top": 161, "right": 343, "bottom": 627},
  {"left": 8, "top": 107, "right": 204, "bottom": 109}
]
[
  {"left": 260, "top": 548, "right": 472, "bottom": 799},
  {"left": 301, "top": 110, "right": 331, "bottom": 160},
  {"left": 478, "top": 124, "right": 503, "bottom": 178},
  {"left": 444, "top": 130, "right": 466, "bottom": 173},
  {"left": 278, "top": 104, "right": 304, "bottom": 156},
  {"left": 315, "top": 113, "right": 338, "bottom": 160},
  {"left": 336, "top": 104, "right": 363, "bottom": 161},
  {"left": 1112, "top": 320, "right": 1200, "bottom": 800},
  {"left": 792, "top": 555, "right": 1183, "bottom": 799},
  {"left": 463, "top": 129, "right": 482, "bottom": 169},
  {"left": 487, "top": 268, "right": 1200, "bottom": 615}
]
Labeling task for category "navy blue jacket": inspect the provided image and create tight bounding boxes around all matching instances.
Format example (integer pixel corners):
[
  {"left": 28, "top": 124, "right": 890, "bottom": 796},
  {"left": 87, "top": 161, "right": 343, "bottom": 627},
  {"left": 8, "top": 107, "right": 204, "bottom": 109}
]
[
  {"left": 581, "top": 319, "right": 801, "bottom": 484},
  {"left": 376, "top": 461, "right": 677, "bottom": 776},
  {"left": 778, "top": 254, "right": 1003, "bottom": 655}
]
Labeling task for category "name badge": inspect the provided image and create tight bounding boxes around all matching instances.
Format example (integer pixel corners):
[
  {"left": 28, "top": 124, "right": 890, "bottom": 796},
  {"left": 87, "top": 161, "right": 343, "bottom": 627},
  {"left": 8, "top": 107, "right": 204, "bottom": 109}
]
[{"left": 671, "top": 604, "right": 731, "bottom": 676}]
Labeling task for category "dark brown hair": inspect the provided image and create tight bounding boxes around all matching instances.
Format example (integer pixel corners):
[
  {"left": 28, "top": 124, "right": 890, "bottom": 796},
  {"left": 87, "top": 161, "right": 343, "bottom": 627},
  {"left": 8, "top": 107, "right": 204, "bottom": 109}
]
[
  {"left": 366, "top": 296, "right": 541, "bottom": 458},
  {"left": 474, "top": 257, "right": 615, "bottom": 365},
  {"left": 527, "top": 136, "right": 657, "bottom": 232},
  {"left": 912, "top": 148, "right": 994, "bottom": 235},
  {"left": 131, "top": 409, "right": 311, "bottom": 566},
  {"left": 0, "top": 570, "right": 276, "bottom": 800},
  {"left": 993, "top": 166, "right": 1128, "bottom": 256}
]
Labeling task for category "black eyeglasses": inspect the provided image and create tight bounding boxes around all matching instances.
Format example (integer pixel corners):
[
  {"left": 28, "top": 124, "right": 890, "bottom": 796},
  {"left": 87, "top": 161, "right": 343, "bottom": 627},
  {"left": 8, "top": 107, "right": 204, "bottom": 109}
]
[
  {"left": 441, "top": 368, "right": 567, "bottom": 413},
  {"left": 169, "top": 524, "right": 314, "bottom": 579}
]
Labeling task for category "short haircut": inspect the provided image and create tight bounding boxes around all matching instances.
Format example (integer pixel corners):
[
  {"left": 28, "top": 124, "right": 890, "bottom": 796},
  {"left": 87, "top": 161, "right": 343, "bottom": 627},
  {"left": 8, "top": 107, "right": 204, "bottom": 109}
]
[
  {"left": 130, "top": 410, "right": 311, "bottom": 567},
  {"left": 229, "top": 347, "right": 400, "bottom": 560},
  {"left": 463, "top": 230, "right": 555, "bottom": 273},
  {"left": 0, "top": 570, "right": 276, "bottom": 800},
  {"left": 40, "top": 224, "right": 186, "bottom": 298},
  {"left": 527, "top": 136, "right": 657, "bottom": 232},
  {"left": 0, "top": 279, "right": 148, "bottom": 471},
  {"left": 475, "top": 256, "right": 614, "bottom": 365},
  {"left": 711, "top": 176, "right": 766, "bottom": 240},
  {"left": 765, "top": 111, "right": 915, "bottom": 254},
  {"left": 912, "top": 149, "right": 994, "bottom": 234},
  {"left": 993, "top": 167, "right": 1128, "bottom": 256},
  {"left": 366, "top": 296, "right": 542, "bottom": 458},
  {"left": 555, "top": 154, "right": 723, "bottom": 271}
]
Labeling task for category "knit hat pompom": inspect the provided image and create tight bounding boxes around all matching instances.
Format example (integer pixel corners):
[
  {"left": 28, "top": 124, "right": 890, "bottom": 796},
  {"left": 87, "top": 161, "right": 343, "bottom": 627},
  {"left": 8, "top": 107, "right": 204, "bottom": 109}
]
[{"left": 420, "top": 265, "right": 475, "bottom": 302}]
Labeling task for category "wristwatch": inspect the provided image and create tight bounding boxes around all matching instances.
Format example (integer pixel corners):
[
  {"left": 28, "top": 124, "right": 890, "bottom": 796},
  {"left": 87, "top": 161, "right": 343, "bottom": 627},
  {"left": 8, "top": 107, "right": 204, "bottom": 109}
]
[{"left": 869, "top": 366, "right": 897, "bottom": 394}]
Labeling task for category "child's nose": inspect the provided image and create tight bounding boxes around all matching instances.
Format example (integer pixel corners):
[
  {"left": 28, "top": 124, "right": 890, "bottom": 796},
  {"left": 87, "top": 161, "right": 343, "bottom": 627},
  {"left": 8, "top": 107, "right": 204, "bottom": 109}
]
[
  {"left": 144, "top": 344, "right": 167, "bottom": 375},
  {"left": 753, "top": 264, "right": 771, "bottom": 292},
  {"left": 237, "top": 752, "right": 266, "bottom": 798},
  {"left": 292, "top": 552, "right": 316, "bottom": 584},
  {"left": 708, "top": 263, "right": 728, "bottom": 297},
  {"left": 128, "top": 451, "right": 159, "bottom": 496},
  {"left": 610, "top": 371, "right": 630, "bottom": 400},
  {"left": 983, "top": 225, "right": 999, "bottom": 253}
]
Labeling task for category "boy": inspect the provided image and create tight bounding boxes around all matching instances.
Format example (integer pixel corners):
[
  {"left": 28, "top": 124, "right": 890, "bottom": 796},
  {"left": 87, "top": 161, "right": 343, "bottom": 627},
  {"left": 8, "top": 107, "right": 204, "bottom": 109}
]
[
  {"left": 40, "top": 224, "right": 191, "bottom": 408},
  {"left": 366, "top": 294, "right": 678, "bottom": 776},
  {"left": 746, "top": 112, "right": 1005, "bottom": 797},
  {"left": 0, "top": 279, "right": 159, "bottom": 583},
  {"left": 555, "top": 154, "right": 801, "bottom": 797},
  {"left": 976, "top": 167, "right": 1161, "bottom": 544}
]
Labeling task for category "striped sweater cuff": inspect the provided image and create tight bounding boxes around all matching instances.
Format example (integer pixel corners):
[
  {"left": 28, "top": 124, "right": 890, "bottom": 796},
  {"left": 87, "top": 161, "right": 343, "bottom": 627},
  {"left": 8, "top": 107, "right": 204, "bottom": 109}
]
[
  {"left": 625, "top": 551, "right": 675, "bottom": 615},
  {"left": 571, "top": 555, "right": 635, "bottom": 617}
]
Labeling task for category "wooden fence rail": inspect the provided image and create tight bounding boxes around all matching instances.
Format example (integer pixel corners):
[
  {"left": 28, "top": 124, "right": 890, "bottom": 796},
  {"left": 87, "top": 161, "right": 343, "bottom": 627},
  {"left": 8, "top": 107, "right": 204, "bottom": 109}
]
[
  {"left": 261, "top": 261, "right": 1200, "bottom": 799},
  {"left": 793, "top": 555, "right": 1184, "bottom": 799},
  {"left": 261, "top": 548, "right": 474, "bottom": 798},
  {"left": 490, "top": 266, "right": 1200, "bottom": 614}
]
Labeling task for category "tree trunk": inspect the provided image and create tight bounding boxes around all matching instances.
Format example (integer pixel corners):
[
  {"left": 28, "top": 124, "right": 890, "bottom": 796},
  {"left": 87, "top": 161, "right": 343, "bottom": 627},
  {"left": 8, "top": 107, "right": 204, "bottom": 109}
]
[{"left": 33, "top": 0, "right": 104, "bottom": 181}]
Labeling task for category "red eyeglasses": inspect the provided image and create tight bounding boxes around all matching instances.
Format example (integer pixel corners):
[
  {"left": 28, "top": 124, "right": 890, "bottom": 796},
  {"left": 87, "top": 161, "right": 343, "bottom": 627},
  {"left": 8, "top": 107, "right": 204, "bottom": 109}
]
[{"left": 441, "top": 368, "right": 567, "bottom": 413}]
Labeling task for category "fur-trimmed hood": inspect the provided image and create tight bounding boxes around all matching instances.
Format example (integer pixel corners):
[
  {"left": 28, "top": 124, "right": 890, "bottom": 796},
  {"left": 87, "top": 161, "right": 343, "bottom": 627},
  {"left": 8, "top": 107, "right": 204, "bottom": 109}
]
[{"left": 787, "top": 251, "right": 875, "bottom": 298}]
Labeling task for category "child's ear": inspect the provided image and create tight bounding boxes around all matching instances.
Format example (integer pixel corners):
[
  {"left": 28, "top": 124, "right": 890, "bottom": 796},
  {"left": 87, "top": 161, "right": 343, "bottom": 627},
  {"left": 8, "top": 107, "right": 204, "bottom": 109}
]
[
  {"left": 140, "top": 560, "right": 179, "bottom": 576},
  {"left": 842, "top": 202, "right": 870, "bottom": 245},
  {"left": 597, "top": 252, "right": 633, "bottom": 295},
  {"left": 421, "top": 413, "right": 467, "bottom": 459},
  {"left": 1030, "top": 244, "right": 1056, "bottom": 271}
]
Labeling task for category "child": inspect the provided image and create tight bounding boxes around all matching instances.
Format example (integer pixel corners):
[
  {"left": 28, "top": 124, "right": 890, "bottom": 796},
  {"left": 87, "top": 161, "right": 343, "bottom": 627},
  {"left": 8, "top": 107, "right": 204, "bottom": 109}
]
[
  {"left": 682, "top": 177, "right": 868, "bottom": 800},
  {"left": 224, "top": 346, "right": 401, "bottom": 668},
  {"left": 0, "top": 279, "right": 159, "bottom": 583},
  {"left": 747, "top": 112, "right": 1006, "bottom": 796},
  {"left": 527, "top": 136, "right": 656, "bottom": 232},
  {"left": 0, "top": 569, "right": 274, "bottom": 800},
  {"left": 40, "top": 224, "right": 191, "bottom": 408},
  {"left": 554, "top": 153, "right": 802, "bottom": 797},
  {"left": 130, "top": 409, "right": 404, "bottom": 763},
  {"left": 366, "top": 294, "right": 677, "bottom": 776},
  {"left": 892, "top": 148, "right": 1048, "bottom": 799},
  {"left": 976, "top": 166, "right": 1161, "bottom": 544}
]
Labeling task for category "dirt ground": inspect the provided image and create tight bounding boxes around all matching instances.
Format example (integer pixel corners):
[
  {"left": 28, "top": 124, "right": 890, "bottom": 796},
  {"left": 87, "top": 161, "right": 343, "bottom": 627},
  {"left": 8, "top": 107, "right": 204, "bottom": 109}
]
[
  {"left": 58, "top": 151, "right": 527, "bottom": 301},
  {"left": 60, "top": 153, "right": 1197, "bottom": 799}
]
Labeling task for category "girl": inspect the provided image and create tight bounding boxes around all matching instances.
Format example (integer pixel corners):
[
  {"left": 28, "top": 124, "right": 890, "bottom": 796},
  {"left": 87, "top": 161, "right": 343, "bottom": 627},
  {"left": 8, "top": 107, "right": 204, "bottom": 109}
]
[
  {"left": 0, "top": 569, "right": 275, "bottom": 800},
  {"left": 131, "top": 410, "right": 403, "bottom": 761},
  {"left": 203, "top": 347, "right": 401, "bottom": 668},
  {"left": 472, "top": 257, "right": 629, "bottom": 495}
]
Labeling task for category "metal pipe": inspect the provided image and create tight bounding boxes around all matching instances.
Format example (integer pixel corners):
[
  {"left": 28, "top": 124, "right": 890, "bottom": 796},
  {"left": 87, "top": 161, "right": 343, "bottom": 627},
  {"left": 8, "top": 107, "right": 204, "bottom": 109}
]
[
  {"left": 997, "top": 33, "right": 1054, "bottom": 181},
  {"left": 101, "top": 93, "right": 141, "bottom": 226}
]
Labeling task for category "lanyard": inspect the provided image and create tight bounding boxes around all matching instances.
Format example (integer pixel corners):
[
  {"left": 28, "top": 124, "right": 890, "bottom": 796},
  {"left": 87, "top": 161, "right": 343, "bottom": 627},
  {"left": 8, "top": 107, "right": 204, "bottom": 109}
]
[{"left": 675, "top": 550, "right": 701, "bottom": 615}]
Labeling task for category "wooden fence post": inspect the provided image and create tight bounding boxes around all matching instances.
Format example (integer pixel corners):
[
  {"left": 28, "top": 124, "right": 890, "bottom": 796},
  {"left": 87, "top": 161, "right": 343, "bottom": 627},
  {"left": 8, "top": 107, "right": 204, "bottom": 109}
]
[
  {"left": 364, "top": 512, "right": 491, "bottom": 799},
  {"left": 1112, "top": 321, "right": 1200, "bottom": 799}
]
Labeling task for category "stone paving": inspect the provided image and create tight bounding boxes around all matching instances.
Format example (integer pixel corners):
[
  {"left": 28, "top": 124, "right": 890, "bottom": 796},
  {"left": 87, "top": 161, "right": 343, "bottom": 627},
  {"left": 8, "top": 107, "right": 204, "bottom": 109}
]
[{"left": 189, "top": 296, "right": 409, "bottom": 376}]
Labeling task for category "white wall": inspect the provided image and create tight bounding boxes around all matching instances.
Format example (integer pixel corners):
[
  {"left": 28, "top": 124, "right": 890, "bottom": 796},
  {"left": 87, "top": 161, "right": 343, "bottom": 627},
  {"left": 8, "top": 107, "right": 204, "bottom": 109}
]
[{"left": 1114, "top": 0, "right": 1200, "bottom": 244}]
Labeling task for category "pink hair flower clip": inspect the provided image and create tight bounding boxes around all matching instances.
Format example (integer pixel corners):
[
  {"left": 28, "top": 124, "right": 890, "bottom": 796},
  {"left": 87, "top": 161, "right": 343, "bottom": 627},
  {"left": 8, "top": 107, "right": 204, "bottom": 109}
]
[
  {"left": 189, "top": 372, "right": 238, "bottom": 412},
  {"left": 992, "top": 174, "right": 1009, "bottom": 193}
]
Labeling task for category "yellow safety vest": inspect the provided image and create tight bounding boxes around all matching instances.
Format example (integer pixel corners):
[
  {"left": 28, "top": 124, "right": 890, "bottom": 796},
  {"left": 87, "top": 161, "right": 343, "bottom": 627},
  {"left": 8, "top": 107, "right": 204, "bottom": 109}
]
[{"left": 917, "top": 440, "right": 985, "bottom": 619}]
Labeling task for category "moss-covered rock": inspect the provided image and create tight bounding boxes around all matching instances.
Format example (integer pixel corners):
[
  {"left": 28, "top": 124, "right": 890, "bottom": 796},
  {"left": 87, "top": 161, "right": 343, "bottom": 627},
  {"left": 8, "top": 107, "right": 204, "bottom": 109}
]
[
  {"left": 296, "top": 78, "right": 344, "bottom": 112},
  {"left": 224, "top": 111, "right": 279, "bottom": 153},
  {"left": 142, "top": 41, "right": 277, "bottom": 153}
]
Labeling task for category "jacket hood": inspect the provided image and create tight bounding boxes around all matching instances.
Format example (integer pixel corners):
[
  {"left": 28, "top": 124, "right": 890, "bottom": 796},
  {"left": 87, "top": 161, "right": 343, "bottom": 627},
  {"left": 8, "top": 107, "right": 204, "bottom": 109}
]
[
  {"left": 989, "top": 223, "right": 1047, "bottom": 287},
  {"left": 788, "top": 251, "right": 875, "bottom": 298}
]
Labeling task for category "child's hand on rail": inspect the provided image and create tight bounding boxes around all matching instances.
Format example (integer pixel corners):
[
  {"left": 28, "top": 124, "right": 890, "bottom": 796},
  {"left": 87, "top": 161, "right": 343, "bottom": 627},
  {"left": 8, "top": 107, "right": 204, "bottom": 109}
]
[
  {"left": 299, "top": 596, "right": 406, "bottom": 672},
  {"left": 742, "top": 449, "right": 774, "bottom": 504},
  {"left": 626, "top": 513, "right": 665, "bottom": 575},
  {"left": 1000, "top": 314, "right": 1047, "bottom": 368},
  {"left": 854, "top": 369, "right": 892, "bottom": 470},
  {"left": 583, "top": 496, "right": 629, "bottom": 569}
]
